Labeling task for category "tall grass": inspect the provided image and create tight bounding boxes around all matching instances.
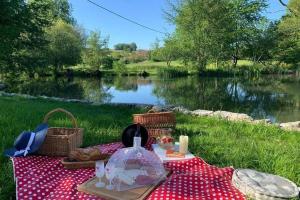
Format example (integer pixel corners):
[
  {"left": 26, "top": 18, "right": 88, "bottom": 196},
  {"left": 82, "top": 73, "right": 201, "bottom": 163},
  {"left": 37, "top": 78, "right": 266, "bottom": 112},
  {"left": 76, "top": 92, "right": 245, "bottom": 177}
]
[{"left": 0, "top": 96, "right": 299, "bottom": 199}]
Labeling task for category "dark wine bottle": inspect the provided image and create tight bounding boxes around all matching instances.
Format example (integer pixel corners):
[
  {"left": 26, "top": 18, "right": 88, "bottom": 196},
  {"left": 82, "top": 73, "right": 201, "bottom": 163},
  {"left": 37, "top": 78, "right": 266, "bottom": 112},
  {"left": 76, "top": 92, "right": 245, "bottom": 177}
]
[
  {"left": 133, "top": 123, "right": 141, "bottom": 147},
  {"left": 135, "top": 123, "right": 141, "bottom": 137}
]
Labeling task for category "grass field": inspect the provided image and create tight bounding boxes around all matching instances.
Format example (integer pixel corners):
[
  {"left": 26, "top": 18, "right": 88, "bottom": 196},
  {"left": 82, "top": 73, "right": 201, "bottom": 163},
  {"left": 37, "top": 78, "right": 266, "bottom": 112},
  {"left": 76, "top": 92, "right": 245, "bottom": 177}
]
[
  {"left": 70, "top": 59, "right": 294, "bottom": 77},
  {"left": 0, "top": 96, "right": 299, "bottom": 199}
]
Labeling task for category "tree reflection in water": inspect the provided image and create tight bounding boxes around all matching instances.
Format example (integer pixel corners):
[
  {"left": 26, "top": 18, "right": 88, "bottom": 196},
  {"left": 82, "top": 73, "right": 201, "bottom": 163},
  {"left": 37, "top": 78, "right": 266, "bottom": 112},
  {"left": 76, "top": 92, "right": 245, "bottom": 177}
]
[
  {"left": 3, "top": 75, "right": 300, "bottom": 122},
  {"left": 152, "top": 75, "right": 299, "bottom": 122}
]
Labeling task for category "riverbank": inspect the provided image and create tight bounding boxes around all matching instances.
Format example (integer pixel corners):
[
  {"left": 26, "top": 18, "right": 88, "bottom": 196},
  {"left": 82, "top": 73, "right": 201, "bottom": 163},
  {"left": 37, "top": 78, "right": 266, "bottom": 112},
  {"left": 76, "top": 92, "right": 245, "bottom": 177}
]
[
  {"left": 0, "top": 95, "right": 299, "bottom": 198},
  {"left": 59, "top": 60, "right": 299, "bottom": 78},
  {"left": 1, "top": 60, "right": 298, "bottom": 79},
  {"left": 1, "top": 91, "right": 299, "bottom": 131}
]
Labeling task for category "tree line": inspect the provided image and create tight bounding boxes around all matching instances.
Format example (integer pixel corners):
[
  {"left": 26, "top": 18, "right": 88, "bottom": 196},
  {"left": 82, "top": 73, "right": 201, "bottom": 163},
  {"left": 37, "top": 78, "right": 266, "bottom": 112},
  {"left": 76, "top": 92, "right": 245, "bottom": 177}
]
[
  {"left": 0, "top": 0, "right": 144, "bottom": 77},
  {"left": 1, "top": 0, "right": 299, "bottom": 77},
  {"left": 1, "top": 0, "right": 78, "bottom": 76},
  {"left": 151, "top": 0, "right": 299, "bottom": 70}
]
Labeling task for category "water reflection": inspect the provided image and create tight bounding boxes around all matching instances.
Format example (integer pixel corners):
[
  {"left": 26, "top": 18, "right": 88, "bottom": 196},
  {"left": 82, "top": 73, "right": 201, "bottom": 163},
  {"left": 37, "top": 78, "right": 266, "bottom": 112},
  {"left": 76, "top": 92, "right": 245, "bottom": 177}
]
[{"left": 2, "top": 75, "right": 300, "bottom": 122}]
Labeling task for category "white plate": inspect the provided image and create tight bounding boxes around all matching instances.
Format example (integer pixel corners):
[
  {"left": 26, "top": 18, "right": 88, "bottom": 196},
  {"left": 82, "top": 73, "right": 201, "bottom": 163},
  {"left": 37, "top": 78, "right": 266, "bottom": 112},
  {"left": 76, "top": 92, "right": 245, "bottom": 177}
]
[{"left": 152, "top": 142, "right": 195, "bottom": 162}]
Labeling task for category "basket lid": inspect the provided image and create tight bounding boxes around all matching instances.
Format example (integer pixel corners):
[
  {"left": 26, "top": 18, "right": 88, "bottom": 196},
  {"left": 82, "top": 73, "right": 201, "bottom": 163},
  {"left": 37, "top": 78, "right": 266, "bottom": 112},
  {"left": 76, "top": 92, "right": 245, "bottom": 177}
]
[{"left": 232, "top": 169, "right": 299, "bottom": 198}]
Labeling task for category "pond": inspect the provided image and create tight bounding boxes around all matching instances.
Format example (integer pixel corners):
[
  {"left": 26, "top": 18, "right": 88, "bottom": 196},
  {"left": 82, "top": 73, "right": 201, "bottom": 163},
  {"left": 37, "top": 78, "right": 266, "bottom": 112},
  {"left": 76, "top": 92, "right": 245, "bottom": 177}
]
[{"left": 2, "top": 75, "right": 300, "bottom": 123}]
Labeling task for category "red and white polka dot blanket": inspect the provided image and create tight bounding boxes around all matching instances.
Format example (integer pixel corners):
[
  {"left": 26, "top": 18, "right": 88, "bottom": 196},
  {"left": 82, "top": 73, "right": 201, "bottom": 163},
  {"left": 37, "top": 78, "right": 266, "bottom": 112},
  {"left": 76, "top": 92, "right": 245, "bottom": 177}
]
[{"left": 11, "top": 140, "right": 245, "bottom": 200}]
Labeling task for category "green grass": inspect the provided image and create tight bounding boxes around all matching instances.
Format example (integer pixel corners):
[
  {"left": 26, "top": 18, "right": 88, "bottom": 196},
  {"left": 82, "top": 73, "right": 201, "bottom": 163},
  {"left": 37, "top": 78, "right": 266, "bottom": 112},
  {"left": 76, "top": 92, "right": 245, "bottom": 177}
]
[
  {"left": 68, "top": 59, "right": 296, "bottom": 77},
  {"left": 0, "top": 96, "right": 299, "bottom": 199},
  {"left": 71, "top": 61, "right": 191, "bottom": 76},
  {"left": 125, "top": 60, "right": 187, "bottom": 75},
  {"left": 126, "top": 60, "right": 182, "bottom": 68}
]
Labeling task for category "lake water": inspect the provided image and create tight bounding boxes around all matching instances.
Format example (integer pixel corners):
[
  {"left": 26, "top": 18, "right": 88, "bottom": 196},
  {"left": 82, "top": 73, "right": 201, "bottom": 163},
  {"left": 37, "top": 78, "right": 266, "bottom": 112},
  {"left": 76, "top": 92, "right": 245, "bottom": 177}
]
[{"left": 2, "top": 75, "right": 300, "bottom": 122}]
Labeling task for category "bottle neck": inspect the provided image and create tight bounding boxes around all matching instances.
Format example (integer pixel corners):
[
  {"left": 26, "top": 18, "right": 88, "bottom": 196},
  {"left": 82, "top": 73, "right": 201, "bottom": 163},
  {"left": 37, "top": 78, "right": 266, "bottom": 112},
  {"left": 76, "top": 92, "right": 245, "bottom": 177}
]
[
  {"left": 135, "top": 123, "right": 141, "bottom": 137},
  {"left": 133, "top": 136, "right": 141, "bottom": 147},
  {"left": 133, "top": 123, "right": 142, "bottom": 147}
]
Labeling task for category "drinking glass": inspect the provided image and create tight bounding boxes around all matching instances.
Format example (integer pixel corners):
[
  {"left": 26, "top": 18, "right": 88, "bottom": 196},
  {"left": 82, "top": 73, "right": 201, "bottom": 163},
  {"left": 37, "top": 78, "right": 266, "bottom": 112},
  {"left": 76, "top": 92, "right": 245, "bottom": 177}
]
[
  {"left": 95, "top": 161, "right": 105, "bottom": 188},
  {"left": 105, "top": 166, "right": 115, "bottom": 190}
]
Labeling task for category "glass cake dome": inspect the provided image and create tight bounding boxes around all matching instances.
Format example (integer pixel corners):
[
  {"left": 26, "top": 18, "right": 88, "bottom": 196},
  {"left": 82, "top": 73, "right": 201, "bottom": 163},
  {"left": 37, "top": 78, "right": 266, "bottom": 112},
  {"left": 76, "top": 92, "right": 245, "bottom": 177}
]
[{"left": 104, "top": 146, "right": 166, "bottom": 191}]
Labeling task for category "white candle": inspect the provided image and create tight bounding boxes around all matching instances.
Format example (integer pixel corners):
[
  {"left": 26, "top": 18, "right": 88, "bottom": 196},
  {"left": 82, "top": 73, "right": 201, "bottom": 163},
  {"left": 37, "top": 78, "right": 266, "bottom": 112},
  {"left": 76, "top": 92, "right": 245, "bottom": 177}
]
[{"left": 179, "top": 135, "right": 189, "bottom": 154}]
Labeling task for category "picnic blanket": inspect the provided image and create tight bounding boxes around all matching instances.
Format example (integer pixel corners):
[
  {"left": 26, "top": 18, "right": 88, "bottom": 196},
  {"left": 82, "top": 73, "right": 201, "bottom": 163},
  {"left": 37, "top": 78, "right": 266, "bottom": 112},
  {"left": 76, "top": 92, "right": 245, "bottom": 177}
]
[{"left": 11, "top": 139, "right": 245, "bottom": 200}]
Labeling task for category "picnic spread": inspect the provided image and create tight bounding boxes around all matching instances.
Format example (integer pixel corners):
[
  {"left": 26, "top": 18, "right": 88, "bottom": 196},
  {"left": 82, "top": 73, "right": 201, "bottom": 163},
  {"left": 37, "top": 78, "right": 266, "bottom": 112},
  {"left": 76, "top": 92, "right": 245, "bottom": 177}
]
[{"left": 5, "top": 108, "right": 299, "bottom": 200}]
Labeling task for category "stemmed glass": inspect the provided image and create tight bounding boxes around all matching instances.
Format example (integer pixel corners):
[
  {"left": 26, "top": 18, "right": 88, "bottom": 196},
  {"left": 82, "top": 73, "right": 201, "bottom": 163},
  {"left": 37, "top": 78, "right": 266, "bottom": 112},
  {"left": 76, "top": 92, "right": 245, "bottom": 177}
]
[
  {"left": 105, "top": 166, "right": 115, "bottom": 190},
  {"left": 95, "top": 161, "right": 105, "bottom": 188}
]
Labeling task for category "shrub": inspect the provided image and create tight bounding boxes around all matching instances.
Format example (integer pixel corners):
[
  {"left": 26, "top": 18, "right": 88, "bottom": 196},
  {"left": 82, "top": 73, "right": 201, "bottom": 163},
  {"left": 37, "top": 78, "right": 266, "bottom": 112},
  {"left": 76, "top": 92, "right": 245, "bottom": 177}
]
[
  {"left": 101, "top": 56, "right": 114, "bottom": 69},
  {"left": 113, "top": 61, "right": 127, "bottom": 75}
]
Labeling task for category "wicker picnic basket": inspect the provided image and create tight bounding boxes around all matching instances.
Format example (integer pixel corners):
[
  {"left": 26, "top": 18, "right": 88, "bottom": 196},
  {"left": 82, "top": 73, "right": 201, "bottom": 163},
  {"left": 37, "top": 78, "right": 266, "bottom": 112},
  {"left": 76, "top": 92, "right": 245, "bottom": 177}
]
[
  {"left": 133, "top": 111, "right": 176, "bottom": 129},
  {"left": 133, "top": 111, "right": 176, "bottom": 138},
  {"left": 37, "top": 108, "right": 83, "bottom": 156}
]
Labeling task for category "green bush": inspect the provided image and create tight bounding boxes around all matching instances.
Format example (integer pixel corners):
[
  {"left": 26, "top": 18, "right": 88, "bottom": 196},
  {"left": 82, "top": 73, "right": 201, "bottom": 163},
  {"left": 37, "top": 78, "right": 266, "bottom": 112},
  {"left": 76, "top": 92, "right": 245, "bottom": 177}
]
[
  {"left": 113, "top": 61, "right": 127, "bottom": 75},
  {"left": 101, "top": 56, "right": 114, "bottom": 69}
]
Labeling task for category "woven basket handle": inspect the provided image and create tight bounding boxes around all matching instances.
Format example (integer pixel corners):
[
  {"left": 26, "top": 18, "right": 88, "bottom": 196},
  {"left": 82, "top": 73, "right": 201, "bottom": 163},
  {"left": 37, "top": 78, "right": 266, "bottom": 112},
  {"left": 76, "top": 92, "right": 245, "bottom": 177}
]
[{"left": 43, "top": 108, "right": 78, "bottom": 128}]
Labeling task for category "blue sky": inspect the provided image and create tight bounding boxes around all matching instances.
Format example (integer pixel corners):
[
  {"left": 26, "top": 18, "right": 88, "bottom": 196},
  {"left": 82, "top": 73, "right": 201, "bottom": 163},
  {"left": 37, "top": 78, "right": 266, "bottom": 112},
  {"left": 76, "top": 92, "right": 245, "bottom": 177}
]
[{"left": 69, "top": 0, "right": 287, "bottom": 49}]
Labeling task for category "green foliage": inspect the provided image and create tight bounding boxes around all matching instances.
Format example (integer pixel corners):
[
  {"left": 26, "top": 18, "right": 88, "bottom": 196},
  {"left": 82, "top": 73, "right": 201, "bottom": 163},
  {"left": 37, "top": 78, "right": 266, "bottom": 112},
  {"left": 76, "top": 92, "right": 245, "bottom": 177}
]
[
  {"left": 166, "top": 0, "right": 234, "bottom": 70},
  {"left": 149, "top": 36, "right": 180, "bottom": 66},
  {"left": 161, "top": 36, "right": 181, "bottom": 66},
  {"left": 1, "top": 0, "right": 299, "bottom": 76},
  {"left": 0, "top": 0, "right": 55, "bottom": 75},
  {"left": 0, "top": 0, "right": 75, "bottom": 75},
  {"left": 113, "top": 61, "right": 127, "bottom": 75},
  {"left": 101, "top": 56, "right": 114, "bottom": 69},
  {"left": 228, "top": 0, "right": 267, "bottom": 65},
  {"left": 241, "top": 21, "right": 279, "bottom": 63},
  {"left": 0, "top": 0, "right": 28, "bottom": 71},
  {"left": 46, "top": 20, "right": 83, "bottom": 72},
  {"left": 165, "top": 0, "right": 269, "bottom": 70},
  {"left": 275, "top": 0, "right": 300, "bottom": 66},
  {"left": 81, "top": 31, "right": 110, "bottom": 70},
  {"left": 149, "top": 48, "right": 165, "bottom": 62},
  {"left": 51, "top": 0, "right": 75, "bottom": 24},
  {"left": 114, "top": 43, "right": 137, "bottom": 52}
]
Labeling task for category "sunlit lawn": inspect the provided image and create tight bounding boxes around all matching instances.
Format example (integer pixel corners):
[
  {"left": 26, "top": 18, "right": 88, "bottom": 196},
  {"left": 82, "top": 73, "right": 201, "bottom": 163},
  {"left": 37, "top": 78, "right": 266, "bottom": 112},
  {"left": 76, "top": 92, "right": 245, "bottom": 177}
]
[{"left": 0, "top": 96, "right": 299, "bottom": 199}]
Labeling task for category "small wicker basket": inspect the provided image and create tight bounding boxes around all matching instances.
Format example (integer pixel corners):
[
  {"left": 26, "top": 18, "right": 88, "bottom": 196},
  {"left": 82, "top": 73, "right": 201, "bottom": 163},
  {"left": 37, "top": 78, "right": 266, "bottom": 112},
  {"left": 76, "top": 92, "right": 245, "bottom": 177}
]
[
  {"left": 133, "top": 111, "right": 176, "bottom": 129},
  {"left": 133, "top": 111, "right": 176, "bottom": 139},
  {"left": 37, "top": 108, "right": 83, "bottom": 156}
]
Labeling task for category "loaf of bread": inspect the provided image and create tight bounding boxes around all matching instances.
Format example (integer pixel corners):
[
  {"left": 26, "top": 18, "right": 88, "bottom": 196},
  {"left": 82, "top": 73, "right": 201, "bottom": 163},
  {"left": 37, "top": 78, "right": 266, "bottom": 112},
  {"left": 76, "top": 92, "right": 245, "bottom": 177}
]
[{"left": 69, "top": 148, "right": 109, "bottom": 161}]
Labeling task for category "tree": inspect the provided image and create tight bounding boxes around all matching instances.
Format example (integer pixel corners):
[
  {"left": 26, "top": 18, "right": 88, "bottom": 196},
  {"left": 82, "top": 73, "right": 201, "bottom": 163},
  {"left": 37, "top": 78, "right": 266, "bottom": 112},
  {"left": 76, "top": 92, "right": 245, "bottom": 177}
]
[
  {"left": 166, "top": 0, "right": 234, "bottom": 70},
  {"left": 46, "top": 20, "right": 83, "bottom": 73},
  {"left": 227, "top": 0, "right": 267, "bottom": 67},
  {"left": 242, "top": 21, "right": 279, "bottom": 63},
  {"left": 52, "top": 0, "right": 75, "bottom": 24},
  {"left": 278, "top": 0, "right": 298, "bottom": 17},
  {"left": 165, "top": 0, "right": 267, "bottom": 70},
  {"left": 149, "top": 38, "right": 164, "bottom": 61},
  {"left": 17, "top": 0, "right": 57, "bottom": 75},
  {"left": 129, "top": 42, "right": 137, "bottom": 51},
  {"left": 82, "top": 31, "right": 111, "bottom": 69},
  {"left": 114, "top": 42, "right": 137, "bottom": 52},
  {"left": 0, "top": 0, "right": 75, "bottom": 75},
  {"left": 275, "top": 0, "right": 300, "bottom": 66},
  {"left": 0, "top": 0, "right": 54, "bottom": 74},
  {"left": 161, "top": 35, "right": 180, "bottom": 67},
  {"left": 0, "top": 0, "right": 29, "bottom": 71}
]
